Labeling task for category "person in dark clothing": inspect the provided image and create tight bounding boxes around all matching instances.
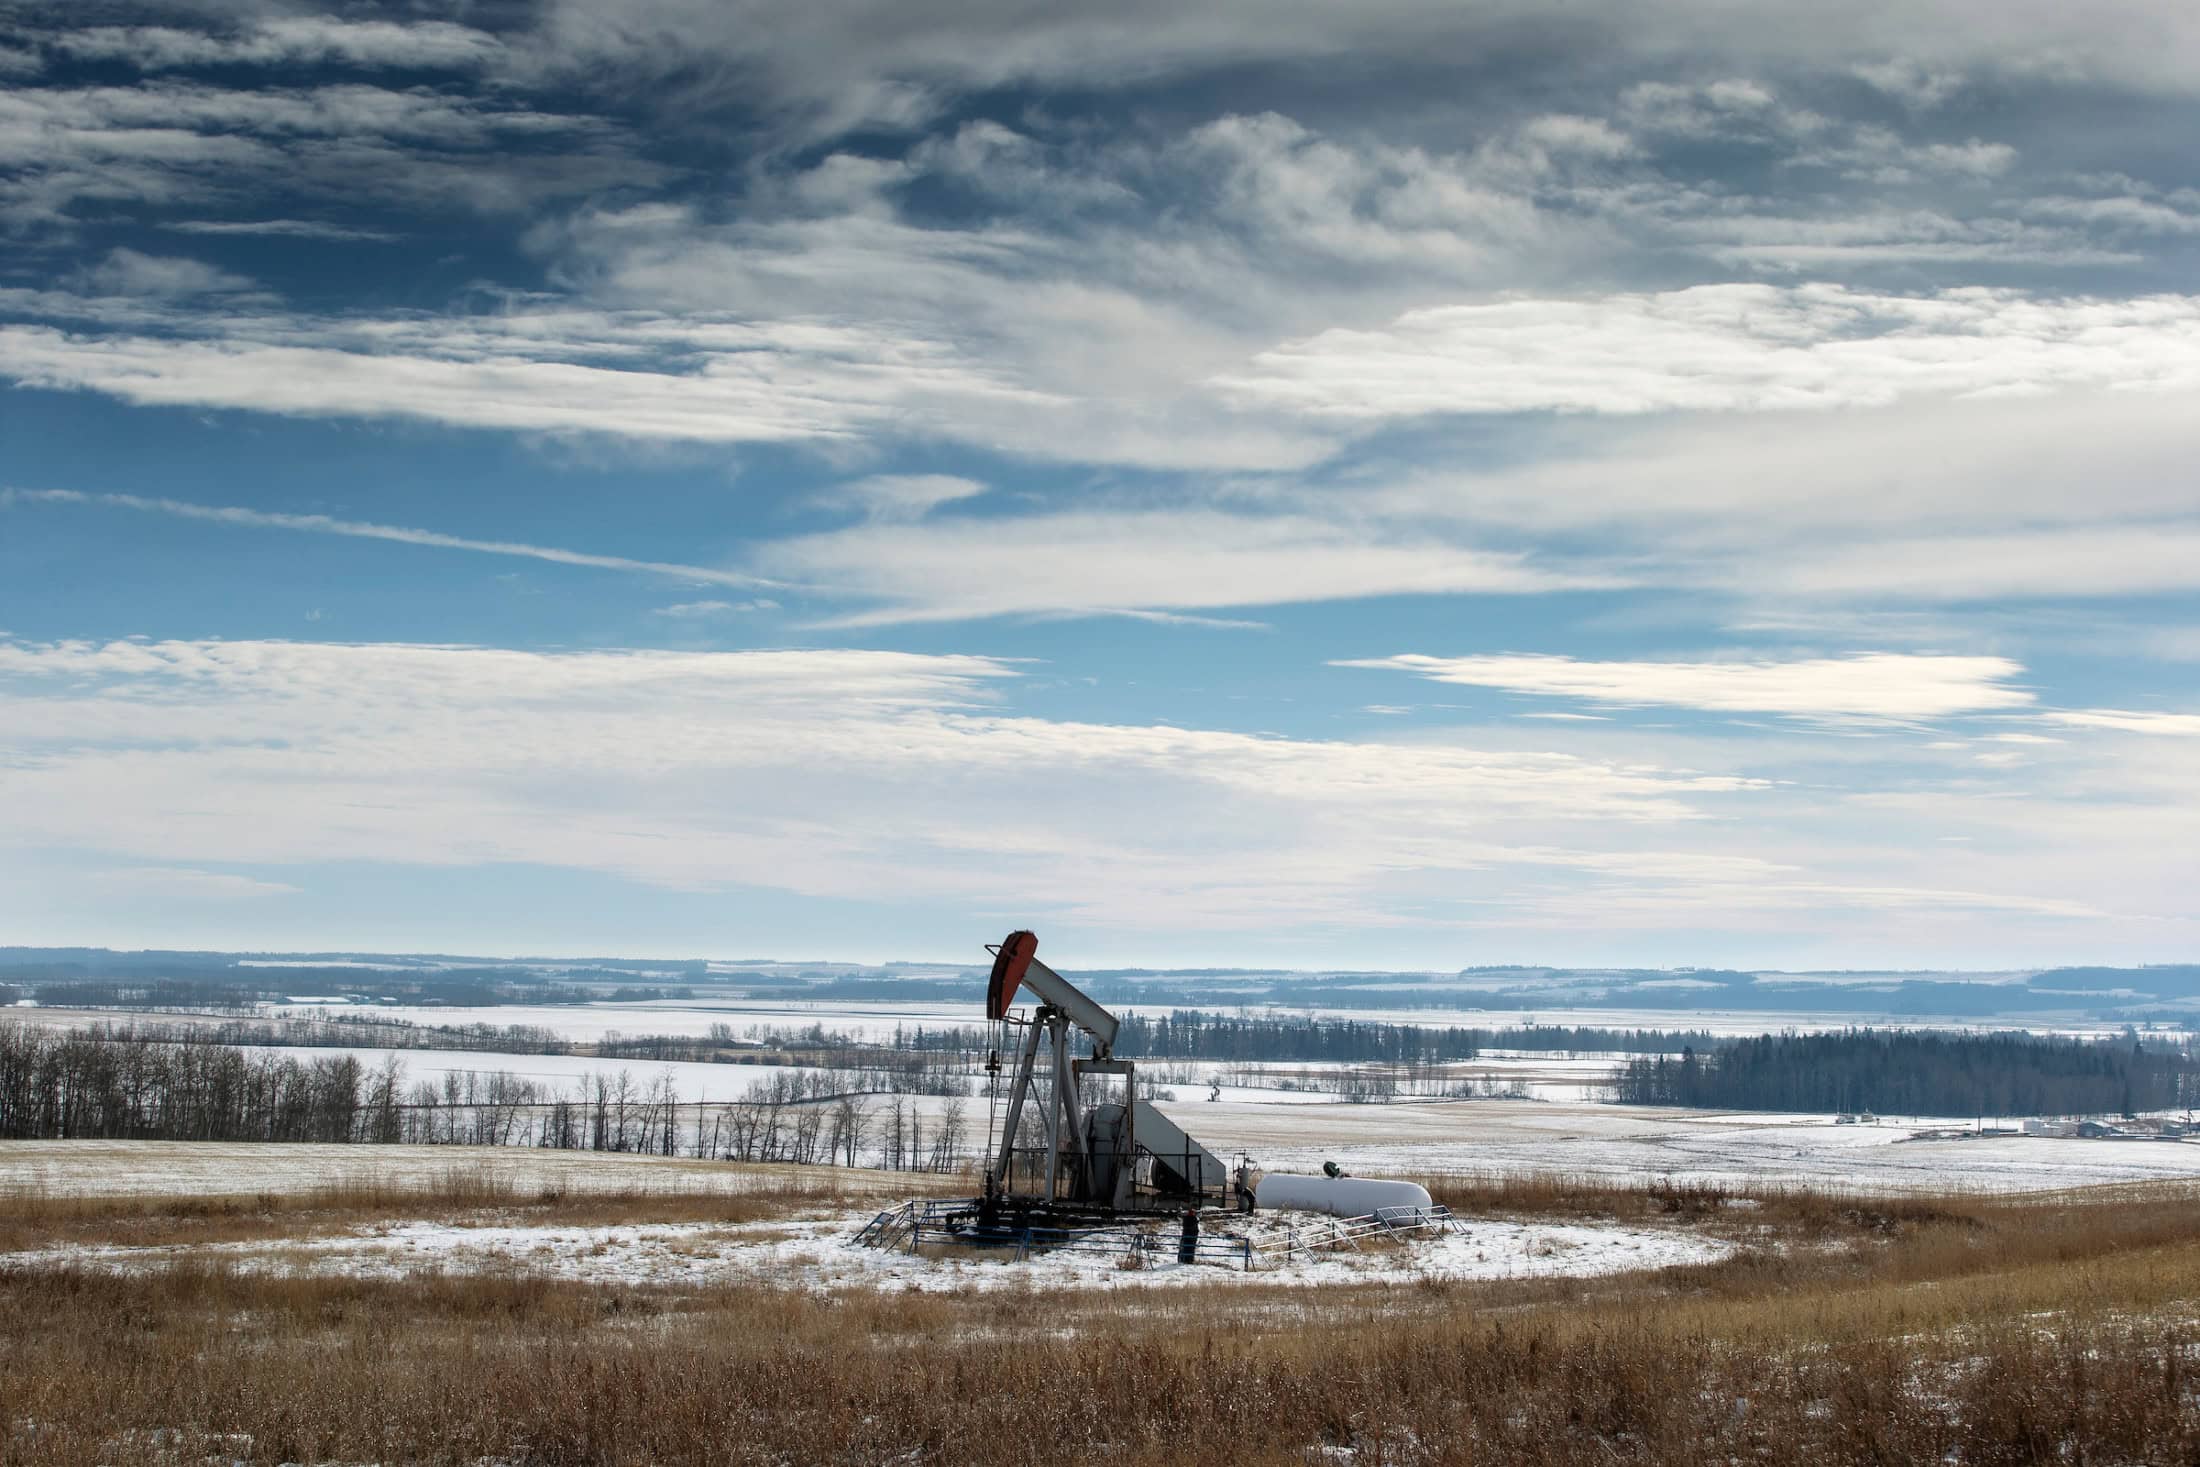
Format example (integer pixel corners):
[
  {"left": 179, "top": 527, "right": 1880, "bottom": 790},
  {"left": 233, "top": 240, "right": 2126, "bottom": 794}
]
[{"left": 1178, "top": 1207, "right": 1200, "bottom": 1264}]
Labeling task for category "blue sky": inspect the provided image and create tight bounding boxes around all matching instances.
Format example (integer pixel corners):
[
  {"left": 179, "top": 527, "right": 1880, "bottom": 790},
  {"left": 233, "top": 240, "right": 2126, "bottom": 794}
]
[{"left": 2, "top": 0, "right": 2197, "bottom": 968}]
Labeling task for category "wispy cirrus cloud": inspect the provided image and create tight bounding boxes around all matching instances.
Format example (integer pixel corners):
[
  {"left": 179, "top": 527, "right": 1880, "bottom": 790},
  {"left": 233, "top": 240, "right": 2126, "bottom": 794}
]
[
  {"left": 0, "top": 318, "right": 1049, "bottom": 448},
  {"left": 758, "top": 509, "right": 1614, "bottom": 625},
  {"left": 1217, "top": 286, "right": 2200, "bottom": 421},
  {"left": 67, "top": 247, "right": 258, "bottom": 299},
  {"left": 0, "top": 636, "right": 1777, "bottom": 932},
  {"left": 3, "top": 489, "right": 787, "bottom": 592},
  {"left": 0, "top": 77, "right": 657, "bottom": 228},
  {"left": 43, "top": 19, "right": 503, "bottom": 73},
  {"left": 5, "top": 635, "right": 2182, "bottom": 952},
  {"left": 652, "top": 599, "right": 780, "bottom": 617},
  {"left": 2044, "top": 709, "right": 2200, "bottom": 736},
  {"left": 8, "top": 1, "right": 2200, "bottom": 961},
  {"left": 160, "top": 218, "right": 400, "bottom": 241},
  {"left": 1337, "top": 651, "right": 2034, "bottom": 721},
  {"left": 85, "top": 866, "right": 302, "bottom": 900},
  {"left": 816, "top": 473, "right": 989, "bottom": 521}
]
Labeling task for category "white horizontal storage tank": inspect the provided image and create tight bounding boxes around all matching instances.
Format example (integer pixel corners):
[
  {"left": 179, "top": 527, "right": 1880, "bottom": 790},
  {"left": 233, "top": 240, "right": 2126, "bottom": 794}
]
[{"left": 1254, "top": 1173, "right": 1433, "bottom": 1217}]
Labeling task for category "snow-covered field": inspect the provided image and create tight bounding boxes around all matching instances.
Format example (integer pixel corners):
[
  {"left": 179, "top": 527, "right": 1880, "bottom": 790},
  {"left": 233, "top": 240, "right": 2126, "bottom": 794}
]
[
  {"left": 263, "top": 997, "right": 992, "bottom": 1041},
  {"left": 12, "top": 1088, "right": 2200, "bottom": 1203},
  {"left": 3, "top": 1203, "right": 1730, "bottom": 1293},
  {"left": 1168, "top": 1099, "right": 2200, "bottom": 1194},
  {"left": 235, "top": 1043, "right": 840, "bottom": 1102},
  {"left": 275, "top": 1046, "right": 1627, "bottom": 1108},
  {"left": 13, "top": 1012, "right": 1635, "bottom": 1103}
]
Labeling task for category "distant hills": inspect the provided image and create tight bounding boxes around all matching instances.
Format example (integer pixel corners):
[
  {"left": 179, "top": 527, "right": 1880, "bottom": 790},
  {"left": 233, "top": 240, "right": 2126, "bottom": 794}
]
[{"left": 3, "top": 948, "right": 2196, "bottom": 1024}]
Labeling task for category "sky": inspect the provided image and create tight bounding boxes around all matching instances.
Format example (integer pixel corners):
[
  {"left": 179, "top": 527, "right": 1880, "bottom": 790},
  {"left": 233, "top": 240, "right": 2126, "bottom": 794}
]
[{"left": 1, "top": 0, "right": 2197, "bottom": 970}]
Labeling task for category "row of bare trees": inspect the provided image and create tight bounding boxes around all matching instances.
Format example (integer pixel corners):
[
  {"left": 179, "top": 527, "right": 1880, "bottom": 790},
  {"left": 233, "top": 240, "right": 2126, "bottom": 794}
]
[
  {"left": 696, "top": 1086, "right": 966, "bottom": 1170},
  {"left": 0, "top": 1024, "right": 968, "bottom": 1169},
  {"left": 0, "top": 1024, "right": 394, "bottom": 1143}
]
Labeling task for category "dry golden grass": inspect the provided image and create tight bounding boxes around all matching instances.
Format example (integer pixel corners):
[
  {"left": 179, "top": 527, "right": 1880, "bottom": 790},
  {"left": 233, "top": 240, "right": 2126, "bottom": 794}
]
[
  {"left": 4, "top": 1173, "right": 2200, "bottom": 1464},
  {"left": 0, "top": 1162, "right": 970, "bottom": 1252}
]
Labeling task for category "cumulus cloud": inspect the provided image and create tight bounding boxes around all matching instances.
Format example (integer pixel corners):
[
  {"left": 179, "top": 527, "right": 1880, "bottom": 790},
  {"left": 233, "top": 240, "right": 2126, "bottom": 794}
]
[
  {"left": 1337, "top": 652, "right": 2033, "bottom": 721},
  {"left": 1852, "top": 59, "right": 1965, "bottom": 109}
]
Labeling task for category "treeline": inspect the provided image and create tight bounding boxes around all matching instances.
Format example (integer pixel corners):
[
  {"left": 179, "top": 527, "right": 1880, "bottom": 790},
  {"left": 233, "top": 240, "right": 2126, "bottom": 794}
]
[
  {"left": 1109, "top": 1012, "right": 1707, "bottom": 1062},
  {"left": 0, "top": 1024, "right": 404, "bottom": 1143},
  {"left": 33, "top": 1016, "right": 971, "bottom": 1094},
  {"left": 883, "top": 1010, "right": 1708, "bottom": 1064},
  {"left": 1613, "top": 1030, "right": 2200, "bottom": 1116},
  {"left": 24, "top": 978, "right": 262, "bottom": 1011},
  {"left": 56, "top": 1014, "right": 580, "bottom": 1056},
  {"left": 0, "top": 1024, "right": 967, "bottom": 1169},
  {"left": 13, "top": 973, "right": 694, "bottom": 1010},
  {"left": 597, "top": 1027, "right": 969, "bottom": 1093}
]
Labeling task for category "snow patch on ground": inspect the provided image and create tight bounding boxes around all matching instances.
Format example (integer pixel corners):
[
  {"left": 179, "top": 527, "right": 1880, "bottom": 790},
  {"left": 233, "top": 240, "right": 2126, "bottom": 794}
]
[{"left": 3, "top": 1208, "right": 1730, "bottom": 1292}]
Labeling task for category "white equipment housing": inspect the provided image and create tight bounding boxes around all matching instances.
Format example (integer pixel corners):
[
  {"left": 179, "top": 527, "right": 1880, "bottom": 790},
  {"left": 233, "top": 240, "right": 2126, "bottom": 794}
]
[{"left": 1254, "top": 1173, "right": 1433, "bottom": 1217}]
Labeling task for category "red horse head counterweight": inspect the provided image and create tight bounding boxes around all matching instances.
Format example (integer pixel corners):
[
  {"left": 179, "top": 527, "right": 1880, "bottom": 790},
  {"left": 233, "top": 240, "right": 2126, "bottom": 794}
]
[{"left": 986, "top": 929, "right": 1038, "bottom": 1022}]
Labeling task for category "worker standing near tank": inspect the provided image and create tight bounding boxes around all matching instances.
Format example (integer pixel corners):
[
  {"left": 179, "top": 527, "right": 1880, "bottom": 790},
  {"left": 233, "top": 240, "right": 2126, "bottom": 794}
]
[{"left": 1178, "top": 1206, "right": 1200, "bottom": 1263}]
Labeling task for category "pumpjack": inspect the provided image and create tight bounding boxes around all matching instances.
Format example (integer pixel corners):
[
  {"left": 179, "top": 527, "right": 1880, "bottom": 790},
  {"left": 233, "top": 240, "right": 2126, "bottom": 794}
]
[{"left": 981, "top": 930, "right": 1230, "bottom": 1218}]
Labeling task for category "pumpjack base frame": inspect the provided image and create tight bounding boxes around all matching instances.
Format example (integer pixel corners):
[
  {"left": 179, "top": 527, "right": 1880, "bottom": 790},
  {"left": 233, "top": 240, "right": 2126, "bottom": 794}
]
[{"left": 933, "top": 1194, "right": 1238, "bottom": 1248}]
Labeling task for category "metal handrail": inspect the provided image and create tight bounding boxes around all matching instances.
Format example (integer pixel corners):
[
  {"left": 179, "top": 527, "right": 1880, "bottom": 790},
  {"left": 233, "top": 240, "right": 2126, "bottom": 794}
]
[
  {"left": 1254, "top": 1204, "right": 1460, "bottom": 1259},
  {"left": 849, "top": 1201, "right": 915, "bottom": 1250}
]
